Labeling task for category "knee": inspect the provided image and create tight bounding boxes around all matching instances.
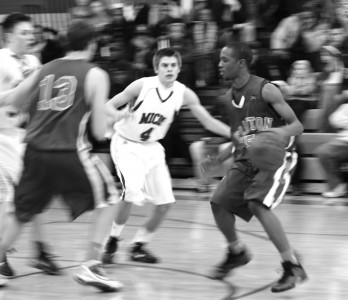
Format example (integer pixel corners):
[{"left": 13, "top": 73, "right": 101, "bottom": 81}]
[
  {"left": 210, "top": 202, "right": 225, "bottom": 217},
  {"left": 155, "top": 203, "right": 173, "bottom": 215},
  {"left": 247, "top": 200, "right": 266, "bottom": 217},
  {"left": 189, "top": 141, "right": 206, "bottom": 162}
]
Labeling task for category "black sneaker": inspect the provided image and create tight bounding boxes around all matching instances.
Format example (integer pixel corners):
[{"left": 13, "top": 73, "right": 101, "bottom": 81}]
[
  {"left": 271, "top": 261, "right": 308, "bottom": 293},
  {"left": 102, "top": 236, "right": 119, "bottom": 264},
  {"left": 0, "top": 255, "right": 15, "bottom": 277},
  {"left": 130, "top": 242, "right": 159, "bottom": 264},
  {"left": 0, "top": 263, "right": 9, "bottom": 287},
  {"left": 31, "top": 252, "right": 61, "bottom": 275},
  {"left": 208, "top": 248, "right": 252, "bottom": 280}
]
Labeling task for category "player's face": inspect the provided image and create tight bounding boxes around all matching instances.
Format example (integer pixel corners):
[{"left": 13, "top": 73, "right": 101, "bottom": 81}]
[
  {"left": 218, "top": 46, "right": 241, "bottom": 81},
  {"left": 7, "top": 22, "right": 35, "bottom": 56},
  {"left": 155, "top": 56, "right": 180, "bottom": 86}
]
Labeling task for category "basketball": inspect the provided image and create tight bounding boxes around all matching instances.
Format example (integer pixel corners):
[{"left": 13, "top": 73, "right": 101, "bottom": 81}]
[{"left": 248, "top": 131, "right": 287, "bottom": 170}]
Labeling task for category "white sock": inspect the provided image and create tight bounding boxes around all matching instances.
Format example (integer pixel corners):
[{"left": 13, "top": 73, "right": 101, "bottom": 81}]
[
  {"left": 110, "top": 223, "right": 125, "bottom": 238},
  {"left": 132, "top": 228, "right": 155, "bottom": 244},
  {"left": 280, "top": 249, "right": 298, "bottom": 264},
  {"left": 228, "top": 240, "right": 245, "bottom": 254}
]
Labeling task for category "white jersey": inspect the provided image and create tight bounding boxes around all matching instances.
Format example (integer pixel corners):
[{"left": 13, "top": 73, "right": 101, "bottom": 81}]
[
  {"left": 115, "top": 76, "right": 186, "bottom": 142},
  {"left": 0, "top": 48, "right": 41, "bottom": 129}
]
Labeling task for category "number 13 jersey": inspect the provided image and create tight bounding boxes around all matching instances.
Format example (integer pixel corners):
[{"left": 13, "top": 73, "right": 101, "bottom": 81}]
[
  {"left": 115, "top": 76, "right": 185, "bottom": 142},
  {"left": 26, "top": 59, "right": 95, "bottom": 150}
]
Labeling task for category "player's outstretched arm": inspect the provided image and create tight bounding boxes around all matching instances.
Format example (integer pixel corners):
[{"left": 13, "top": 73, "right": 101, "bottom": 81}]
[
  {"left": 263, "top": 83, "right": 303, "bottom": 137},
  {"left": 105, "top": 78, "right": 144, "bottom": 124},
  {"left": 86, "top": 67, "right": 110, "bottom": 141},
  {"left": 0, "top": 69, "right": 41, "bottom": 111},
  {"left": 183, "top": 88, "right": 230, "bottom": 138}
]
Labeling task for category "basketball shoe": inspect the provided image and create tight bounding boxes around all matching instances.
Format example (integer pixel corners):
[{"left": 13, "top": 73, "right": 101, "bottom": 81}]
[
  {"left": 130, "top": 242, "right": 159, "bottom": 263},
  {"left": 30, "top": 242, "right": 60, "bottom": 275},
  {"left": 0, "top": 263, "right": 9, "bottom": 287},
  {"left": 74, "top": 262, "right": 123, "bottom": 292},
  {"left": 271, "top": 260, "right": 308, "bottom": 292},
  {"left": 102, "top": 236, "right": 119, "bottom": 264},
  {"left": 1, "top": 255, "right": 15, "bottom": 277},
  {"left": 208, "top": 248, "right": 252, "bottom": 280}
]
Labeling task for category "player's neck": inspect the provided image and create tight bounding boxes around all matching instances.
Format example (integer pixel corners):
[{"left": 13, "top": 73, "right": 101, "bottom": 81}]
[
  {"left": 157, "top": 77, "right": 174, "bottom": 90},
  {"left": 7, "top": 45, "right": 25, "bottom": 58},
  {"left": 232, "top": 73, "right": 251, "bottom": 90}
]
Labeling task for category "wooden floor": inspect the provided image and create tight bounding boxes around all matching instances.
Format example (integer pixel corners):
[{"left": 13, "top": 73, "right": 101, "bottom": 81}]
[{"left": 1, "top": 185, "right": 347, "bottom": 300}]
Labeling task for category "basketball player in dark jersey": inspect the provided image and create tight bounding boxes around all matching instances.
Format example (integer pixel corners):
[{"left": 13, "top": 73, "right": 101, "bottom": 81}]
[
  {"left": 0, "top": 21, "right": 123, "bottom": 292},
  {"left": 201, "top": 42, "right": 308, "bottom": 293}
]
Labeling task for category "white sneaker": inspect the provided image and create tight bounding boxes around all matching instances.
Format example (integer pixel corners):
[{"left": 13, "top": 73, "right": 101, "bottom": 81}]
[
  {"left": 322, "top": 183, "right": 347, "bottom": 198},
  {"left": 73, "top": 263, "right": 123, "bottom": 292}
]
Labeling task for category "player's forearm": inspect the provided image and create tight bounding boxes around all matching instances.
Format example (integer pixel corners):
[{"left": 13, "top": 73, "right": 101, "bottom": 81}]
[
  {"left": 204, "top": 119, "right": 230, "bottom": 138},
  {"left": 278, "top": 120, "right": 303, "bottom": 137},
  {"left": 0, "top": 90, "right": 14, "bottom": 107}
]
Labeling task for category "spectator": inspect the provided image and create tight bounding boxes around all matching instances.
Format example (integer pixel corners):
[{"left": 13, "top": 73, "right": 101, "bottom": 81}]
[
  {"left": 270, "top": 1, "right": 329, "bottom": 79},
  {"left": 191, "top": 7, "right": 218, "bottom": 87},
  {"left": 166, "top": 22, "right": 195, "bottom": 88},
  {"left": 316, "top": 101, "right": 348, "bottom": 199},
  {"left": 69, "top": 0, "right": 93, "bottom": 20},
  {"left": 129, "top": 25, "right": 156, "bottom": 79},
  {"left": 89, "top": 0, "right": 112, "bottom": 33},
  {"left": 273, "top": 60, "right": 318, "bottom": 195},
  {"left": 317, "top": 45, "right": 344, "bottom": 132},
  {"left": 32, "top": 26, "right": 65, "bottom": 64},
  {"left": 152, "top": 1, "right": 179, "bottom": 38},
  {"left": 105, "top": 3, "right": 134, "bottom": 47}
]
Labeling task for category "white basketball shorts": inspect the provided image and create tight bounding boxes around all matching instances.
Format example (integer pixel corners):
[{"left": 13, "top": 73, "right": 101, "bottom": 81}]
[{"left": 110, "top": 133, "right": 175, "bottom": 206}]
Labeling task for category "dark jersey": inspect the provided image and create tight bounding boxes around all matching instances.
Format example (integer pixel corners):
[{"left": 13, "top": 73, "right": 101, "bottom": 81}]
[
  {"left": 25, "top": 59, "right": 95, "bottom": 150},
  {"left": 225, "top": 75, "right": 290, "bottom": 161}
]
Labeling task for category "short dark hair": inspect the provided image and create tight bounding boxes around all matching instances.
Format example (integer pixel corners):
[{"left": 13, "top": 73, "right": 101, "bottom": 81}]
[
  {"left": 66, "top": 20, "right": 96, "bottom": 51},
  {"left": 2, "top": 12, "right": 31, "bottom": 34},
  {"left": 225, "top": 41, "right": 253, "bottom": 69},
  {"left": 152, "top": 47, "right": 182, "bottom": 69}
]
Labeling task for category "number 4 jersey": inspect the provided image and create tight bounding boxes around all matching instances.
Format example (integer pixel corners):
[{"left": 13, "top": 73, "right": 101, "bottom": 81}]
[
  {"left": 25, "top": 59, "right": 95, "bottom": 150},
  {"left": 115, "top": 76, "right": 185, "bottom": 142}
]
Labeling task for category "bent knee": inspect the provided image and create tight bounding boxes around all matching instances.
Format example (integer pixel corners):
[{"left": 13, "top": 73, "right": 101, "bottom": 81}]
[
  {"left": 247, "top": 200, "right": 267, "bottom": 215},
  {"left": 155, "top": 203, "right": 173, "bottom": 214}
]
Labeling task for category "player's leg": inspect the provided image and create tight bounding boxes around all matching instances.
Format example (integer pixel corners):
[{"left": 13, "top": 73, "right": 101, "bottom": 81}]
[
  {"left": 103, "top": 200, "right": 133, "bottom": 264},
  {"left": 0, "top": 147, "right": 55, "bottom": 285},
  {"left": 65, "top": 151, "right": 123, "bottom": 292},
  {"left": 208, "top": 166, "right": 253, "bottom": 280},
  {"left": 30, "top": 214, "right": 60, "bottom": 275},
  {"left": 316, "top": 139, "right": 348, "bottom": 198},
  {"left": 0, "top": 213, "right": 25, "bottom": 287},
  {"left": 0, "top": 176, "right": 16, "bottom": 277},
  {"left": 189, "top": 140, "right": 212, "bottom": 192},
  {"left": 246, "top": 153, "right": 307, "bottom": 292},
  {"left": 103, "top": 135, "right": 146, "bottom": 264},
  {"left": 129, "top": 146, "right": 175, "bottom": 264}
]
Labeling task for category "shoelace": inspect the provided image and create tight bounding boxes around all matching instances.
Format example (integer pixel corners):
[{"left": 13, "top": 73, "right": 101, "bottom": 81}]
[{"left": 93, "top": 264, "right": 108, "bottom": 278}]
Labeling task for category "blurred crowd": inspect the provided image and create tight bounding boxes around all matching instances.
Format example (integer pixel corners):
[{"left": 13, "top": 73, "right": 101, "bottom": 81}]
[{"left": 3, "top": 0, "right": 348, "bottom": 194}]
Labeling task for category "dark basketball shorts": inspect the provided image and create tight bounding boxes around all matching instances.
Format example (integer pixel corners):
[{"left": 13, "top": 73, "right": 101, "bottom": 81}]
[
  {"left": 14, "top": 145, "right": 119, "bottom": 223},
  {"left": 211, "top": 151, "right": 297, "bottom": 222}
]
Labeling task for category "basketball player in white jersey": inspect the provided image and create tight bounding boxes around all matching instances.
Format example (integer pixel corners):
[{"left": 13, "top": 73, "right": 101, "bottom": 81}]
[
  {"left": 102, "top": 47, "right": 231, "bottom": 264},
  {"left": 0, "top": 13, "right": 59, "bottom": 276}
]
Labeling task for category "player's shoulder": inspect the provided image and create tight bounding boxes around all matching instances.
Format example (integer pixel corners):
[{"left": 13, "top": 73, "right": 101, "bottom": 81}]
[{"left": 23, "top": 54, "right": 41, "bottom": 67}]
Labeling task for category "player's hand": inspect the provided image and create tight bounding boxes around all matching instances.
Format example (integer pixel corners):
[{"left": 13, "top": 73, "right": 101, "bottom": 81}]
[{"left": 200, "top": 155, "right": 217, "bottom": 174}]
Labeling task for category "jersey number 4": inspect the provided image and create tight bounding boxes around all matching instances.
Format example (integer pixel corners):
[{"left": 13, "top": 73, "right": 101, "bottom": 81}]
[
  {"left": 37, "top": 75, "right": 77, "bottom": 111},
  {"left": 140, "top": 127, "right": 154, "bottom": 141}
]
